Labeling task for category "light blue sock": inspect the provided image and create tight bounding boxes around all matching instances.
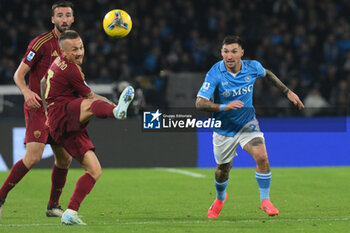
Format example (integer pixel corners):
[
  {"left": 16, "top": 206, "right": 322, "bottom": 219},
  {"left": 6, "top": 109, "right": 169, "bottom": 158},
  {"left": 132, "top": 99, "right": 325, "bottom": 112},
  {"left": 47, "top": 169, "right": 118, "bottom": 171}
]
[
  {"left": 215, "top": 179, "right": 229, "bottom": 201},
  {"left": 255, "top": 172, "right": 271, "bottom": 202}
]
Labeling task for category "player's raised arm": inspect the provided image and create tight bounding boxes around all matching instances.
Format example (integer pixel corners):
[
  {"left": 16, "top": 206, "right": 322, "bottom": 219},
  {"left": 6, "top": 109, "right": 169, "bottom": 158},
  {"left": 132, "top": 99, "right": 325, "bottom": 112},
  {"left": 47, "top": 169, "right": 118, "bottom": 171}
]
[
  {"left": 196, "top": 96, "right": 244, "bottom": 112},
  {"left": 263, "top": 69, "right": 304, "bottom": 110},
  {"left": 13, "top": 61, "right": 42, "bottom": 109}
]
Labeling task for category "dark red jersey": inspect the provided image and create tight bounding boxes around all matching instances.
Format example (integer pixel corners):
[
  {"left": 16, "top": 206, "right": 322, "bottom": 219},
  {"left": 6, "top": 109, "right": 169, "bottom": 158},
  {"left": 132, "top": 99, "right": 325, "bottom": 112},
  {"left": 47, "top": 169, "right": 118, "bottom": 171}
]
[
  {"left": 45, "top": 56, "right": 91, "bottom": 109},
  {"left": 22, "top": 30, "right": 60, "bottom": 96},
  {"left": 45, "top": 56, "right": 92, "bottom": 150}
]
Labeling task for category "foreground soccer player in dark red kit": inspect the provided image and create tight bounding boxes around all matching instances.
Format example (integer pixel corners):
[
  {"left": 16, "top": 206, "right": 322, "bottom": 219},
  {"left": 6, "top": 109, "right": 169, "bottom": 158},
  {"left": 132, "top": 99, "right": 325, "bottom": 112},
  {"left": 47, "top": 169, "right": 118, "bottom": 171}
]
[
  {"left": 0, "top": 1, "right": 75, "bottom": 219},
  {"left": 42, "top": 29, "right": 134, "bottom": 225}
]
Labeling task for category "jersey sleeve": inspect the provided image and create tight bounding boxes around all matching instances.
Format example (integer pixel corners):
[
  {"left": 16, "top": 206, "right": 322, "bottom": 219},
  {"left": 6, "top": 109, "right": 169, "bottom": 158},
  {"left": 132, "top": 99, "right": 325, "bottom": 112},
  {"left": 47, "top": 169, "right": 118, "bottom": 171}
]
[
  {"left": 22, "top": 37, "right": 46, "bottom": 67},
  {"left": 254, "top": 60, "right": 266, "bottom": 78},
  {"left": 197, "top": 71, "right": 218, "bottom": 100},
  {"left": 69, "top": 65, "right": 92, "bottom": 97}
]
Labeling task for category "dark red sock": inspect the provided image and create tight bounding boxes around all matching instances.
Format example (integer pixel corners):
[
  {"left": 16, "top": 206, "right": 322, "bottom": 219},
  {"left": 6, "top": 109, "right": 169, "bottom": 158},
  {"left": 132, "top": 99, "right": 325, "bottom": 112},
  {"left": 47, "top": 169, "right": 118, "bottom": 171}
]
[
  {"left": 0, "top": 159, "right": 29, "bottom": 200},
  {"left": 67, "top": 173, "right": 96, "bottom": 211},
  {"left": 90, "top": 100, "right": 115, "bottom": 118},
  {"left": 48, "top": 164, "right": 68, "bottom": 208}
]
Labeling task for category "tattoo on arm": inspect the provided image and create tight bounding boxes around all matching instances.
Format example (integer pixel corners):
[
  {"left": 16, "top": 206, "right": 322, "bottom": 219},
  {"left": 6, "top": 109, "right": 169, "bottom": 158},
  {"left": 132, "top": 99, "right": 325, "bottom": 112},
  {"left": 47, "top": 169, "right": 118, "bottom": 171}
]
[
  {"left": 264, "top": 69, "right": 290, "bottom": 95},
  {"left": 195, "top": 97, "right": 220, "bottom": 112}
]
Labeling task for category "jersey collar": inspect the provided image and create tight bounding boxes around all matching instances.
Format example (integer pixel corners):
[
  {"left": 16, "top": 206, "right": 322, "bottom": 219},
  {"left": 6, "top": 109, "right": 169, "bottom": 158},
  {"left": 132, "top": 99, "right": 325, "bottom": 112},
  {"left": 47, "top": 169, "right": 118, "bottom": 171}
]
[
  {"left": 219, "top": 60, "right": 246, "bottom": 73},
  {"left": 52, "top": 29, "right": 59, "bottom": 39}
]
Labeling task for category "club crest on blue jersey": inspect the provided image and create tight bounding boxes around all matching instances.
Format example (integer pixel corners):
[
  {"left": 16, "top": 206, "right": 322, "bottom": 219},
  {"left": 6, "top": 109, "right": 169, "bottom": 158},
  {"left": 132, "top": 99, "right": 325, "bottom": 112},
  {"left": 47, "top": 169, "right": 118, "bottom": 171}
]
[
  {"left": 26, "top": 51, "right": 35, "bottom": 61},
  {"left": 222, "top": 90, "right": 231, "bottom": 98},
  {"left": 143, "top": 109, "right": 162, "bottom": 129}
]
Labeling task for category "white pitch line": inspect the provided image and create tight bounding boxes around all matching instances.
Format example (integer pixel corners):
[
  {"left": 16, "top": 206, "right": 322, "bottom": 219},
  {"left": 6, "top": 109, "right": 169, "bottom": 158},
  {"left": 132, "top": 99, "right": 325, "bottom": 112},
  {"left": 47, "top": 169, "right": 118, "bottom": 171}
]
[
  {"left": 1, "top": 218, "right": 349, "bottom": 227},
  {"left": 0, "top": 223, "right": 58, "bottom": 227},
  {"left": 155, "top": 168, "right": 206, "bottom": 178}
]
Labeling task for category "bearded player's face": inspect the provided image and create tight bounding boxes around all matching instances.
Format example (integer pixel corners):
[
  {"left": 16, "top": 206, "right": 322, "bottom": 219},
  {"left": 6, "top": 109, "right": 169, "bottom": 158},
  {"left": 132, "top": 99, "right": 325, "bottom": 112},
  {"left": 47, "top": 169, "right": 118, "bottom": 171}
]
[
  {"left": 221, "top": 43, "right": 244, "bottom": 73},
  {"left": 62, "top": 37, "right": 84, "bottom": 65},
  {"left": 52, "top": 7, "right": 74, "bottom": 33}
]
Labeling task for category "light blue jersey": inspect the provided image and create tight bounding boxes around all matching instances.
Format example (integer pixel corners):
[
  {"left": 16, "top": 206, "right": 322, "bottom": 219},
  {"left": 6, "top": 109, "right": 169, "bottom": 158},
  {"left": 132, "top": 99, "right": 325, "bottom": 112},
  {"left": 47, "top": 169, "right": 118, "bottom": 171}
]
[{"left": 197, "top": 60, "right": 266, "bottom": 136}]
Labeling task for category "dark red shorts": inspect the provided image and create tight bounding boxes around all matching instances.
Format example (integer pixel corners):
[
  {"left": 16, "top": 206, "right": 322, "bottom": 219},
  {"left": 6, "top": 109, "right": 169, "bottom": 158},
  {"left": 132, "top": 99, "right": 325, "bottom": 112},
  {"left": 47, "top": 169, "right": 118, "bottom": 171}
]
[
  {"left": 48, "top": 97, "right": 95, "bottom": 163},
  {"left": 24, "top": 103, "right": 56, "bottom": 144}
]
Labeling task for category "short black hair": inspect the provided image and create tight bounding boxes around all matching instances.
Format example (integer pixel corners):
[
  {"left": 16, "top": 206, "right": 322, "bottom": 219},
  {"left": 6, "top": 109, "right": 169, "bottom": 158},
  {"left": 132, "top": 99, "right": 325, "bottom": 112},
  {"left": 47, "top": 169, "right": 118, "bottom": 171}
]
[
  {"left": 58, "top": 29, "right": 80, "bottom": 48},
  {"left": 52, "top": 0, "right": 74, "bottom": 16},
  {"left": 222, "top": 35, "right": 243, "bottom": 48}
]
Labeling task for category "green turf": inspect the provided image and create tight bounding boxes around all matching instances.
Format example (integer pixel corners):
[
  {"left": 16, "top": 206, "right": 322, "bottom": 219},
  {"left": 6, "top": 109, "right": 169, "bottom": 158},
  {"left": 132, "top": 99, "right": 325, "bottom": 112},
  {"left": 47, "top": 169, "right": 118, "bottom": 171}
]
[{"left": 0, "top": 167, "right": 349, "bottom": 233}]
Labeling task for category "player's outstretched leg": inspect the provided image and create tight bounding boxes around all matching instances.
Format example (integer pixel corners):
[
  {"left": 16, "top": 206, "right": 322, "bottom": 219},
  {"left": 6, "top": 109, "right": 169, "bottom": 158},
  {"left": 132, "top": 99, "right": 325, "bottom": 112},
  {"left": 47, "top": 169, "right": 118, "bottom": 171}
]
[
  {"left": 61, "top": 209, "right": 86, "bottom": 225},
  {"left": 113, "top": 86, "right": 134, "bottom": 120},
  {"left": 207, "top": 193, "right": 227, "bottom": 218}
]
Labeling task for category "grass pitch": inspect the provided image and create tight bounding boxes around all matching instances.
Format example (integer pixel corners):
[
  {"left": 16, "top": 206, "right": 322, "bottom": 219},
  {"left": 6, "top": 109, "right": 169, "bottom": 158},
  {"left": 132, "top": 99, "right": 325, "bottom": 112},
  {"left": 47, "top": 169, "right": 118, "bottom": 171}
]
[{"left": 0, "top": 167, "right": 349, "bottom": 233}]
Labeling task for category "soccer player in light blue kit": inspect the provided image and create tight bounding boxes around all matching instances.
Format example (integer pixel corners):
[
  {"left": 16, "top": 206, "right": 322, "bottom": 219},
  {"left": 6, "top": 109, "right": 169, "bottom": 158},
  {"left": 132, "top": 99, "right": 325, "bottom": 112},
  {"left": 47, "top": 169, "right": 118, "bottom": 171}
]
[{"left": 196, "top": 35, "right": 304, "bottom": 218}]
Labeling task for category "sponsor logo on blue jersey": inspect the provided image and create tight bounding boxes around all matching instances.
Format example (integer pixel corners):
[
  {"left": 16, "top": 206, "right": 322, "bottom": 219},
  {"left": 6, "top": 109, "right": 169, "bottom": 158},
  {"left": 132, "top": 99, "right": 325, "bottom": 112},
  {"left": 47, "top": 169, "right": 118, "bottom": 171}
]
[{"left": 224, "top": 84, "right": 254, "bottom": 97}]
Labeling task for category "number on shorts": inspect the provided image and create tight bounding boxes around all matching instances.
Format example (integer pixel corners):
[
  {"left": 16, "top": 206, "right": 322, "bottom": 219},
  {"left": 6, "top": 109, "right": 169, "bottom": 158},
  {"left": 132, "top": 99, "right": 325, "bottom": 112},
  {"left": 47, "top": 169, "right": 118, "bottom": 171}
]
[{"left": 249, "top": 124, "right": 257, "bottom": 132}]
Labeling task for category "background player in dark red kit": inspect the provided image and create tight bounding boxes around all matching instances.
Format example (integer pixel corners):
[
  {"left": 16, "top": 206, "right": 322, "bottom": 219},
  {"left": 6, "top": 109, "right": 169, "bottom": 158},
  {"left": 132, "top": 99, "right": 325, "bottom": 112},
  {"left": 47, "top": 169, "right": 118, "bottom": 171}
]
[
  {"left": 43, "top": 30, "right": 134, "bottom": 225},
  {"left": 0, "top": 1, "right": 74, "bottom": 218}
]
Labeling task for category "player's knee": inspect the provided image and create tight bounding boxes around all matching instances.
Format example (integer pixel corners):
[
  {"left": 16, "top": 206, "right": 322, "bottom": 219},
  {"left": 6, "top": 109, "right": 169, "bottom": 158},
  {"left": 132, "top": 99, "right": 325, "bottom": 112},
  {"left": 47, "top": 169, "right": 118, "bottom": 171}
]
[
  {"left": 96, "top": 169, "right": 102, "bottom": 179},
  {"left": 23, "top": 154, "right": 42, "bottom": 168},
  {"left": 65, "top": 156, "right": 73, "bottom": 166},
  {"left": 218, "top": 162, "right": 231, "bottom": 172},
  {"left": 55, "top": 156, "right": 72, "bottom": 168},
  {"left": 216, "top": 164, "right": 231, "bottom": 181},
  {"left": 255, "top": 153, "right": 268, "bottom": 166},
  {"left": 89, "top": 168, "right": 102, "bottom": 180}
]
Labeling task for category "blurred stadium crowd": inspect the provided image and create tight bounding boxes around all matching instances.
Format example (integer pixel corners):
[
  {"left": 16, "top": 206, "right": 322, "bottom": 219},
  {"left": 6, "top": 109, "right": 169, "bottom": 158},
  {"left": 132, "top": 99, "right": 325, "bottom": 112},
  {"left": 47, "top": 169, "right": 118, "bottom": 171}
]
[{"left": 0, "top": 0, "right": 349, "bottom": 114}]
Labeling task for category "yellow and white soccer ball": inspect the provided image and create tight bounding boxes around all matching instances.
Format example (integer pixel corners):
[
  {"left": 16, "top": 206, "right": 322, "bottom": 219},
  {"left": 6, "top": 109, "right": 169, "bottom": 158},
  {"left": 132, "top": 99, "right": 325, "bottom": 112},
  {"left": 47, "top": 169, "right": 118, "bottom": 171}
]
[{"left": 103, "top": 9, "right": 132, "bottom": 38}]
